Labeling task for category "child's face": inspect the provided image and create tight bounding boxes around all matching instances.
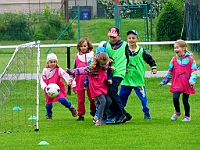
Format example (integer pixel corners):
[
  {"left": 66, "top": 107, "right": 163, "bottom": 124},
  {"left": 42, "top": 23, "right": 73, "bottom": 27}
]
[
  {"left": 174, "top": 43, "right": 186, "bottom": 56},
  {"left": 127, "top": 33, "right": 138, "bottom": 46},
  {"left": 47, "top": 59, "right": 57, "bottom": 69},
  {"left": 79, "top": 41, "right": 89, "bottom": 53},
  {"left": 109, "top": 35, "right": 120, "bottom": 45}
]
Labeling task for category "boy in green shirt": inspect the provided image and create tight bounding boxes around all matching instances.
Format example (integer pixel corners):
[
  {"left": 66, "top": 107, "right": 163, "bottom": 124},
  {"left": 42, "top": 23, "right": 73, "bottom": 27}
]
[{"left": 119, "top": 30, "right": 157, "bottom": 120}]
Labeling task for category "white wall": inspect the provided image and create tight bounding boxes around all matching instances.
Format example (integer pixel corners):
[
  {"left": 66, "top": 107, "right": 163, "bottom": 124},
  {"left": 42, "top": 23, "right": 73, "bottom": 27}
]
[{"left": 0, "top": 0, "right": 97, "bottom": 17}]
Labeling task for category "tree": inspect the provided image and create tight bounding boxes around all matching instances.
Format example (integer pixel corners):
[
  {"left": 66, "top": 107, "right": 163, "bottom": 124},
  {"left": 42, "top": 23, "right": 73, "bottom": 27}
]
[
  {"left": 184, "top": 0, "right": 200, "bottom": 52},
  {"left": 156, "top": 0, "right": 184, "bottom": 41}
]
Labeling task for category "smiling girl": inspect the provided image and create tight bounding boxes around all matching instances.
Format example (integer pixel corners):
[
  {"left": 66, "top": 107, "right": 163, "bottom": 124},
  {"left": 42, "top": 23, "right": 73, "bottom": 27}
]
[{"left": 159, "top": 39, "right": 198, "bottom": 122}]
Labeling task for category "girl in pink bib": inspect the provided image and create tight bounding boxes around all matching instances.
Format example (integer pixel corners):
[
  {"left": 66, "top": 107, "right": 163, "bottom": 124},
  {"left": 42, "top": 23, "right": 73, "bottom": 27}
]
[
  {"left": 159, "top": 40, "right": 197, "bottom": 122},
  {"left": 41, "top": 53, "right": 77, "bottom": 120}
]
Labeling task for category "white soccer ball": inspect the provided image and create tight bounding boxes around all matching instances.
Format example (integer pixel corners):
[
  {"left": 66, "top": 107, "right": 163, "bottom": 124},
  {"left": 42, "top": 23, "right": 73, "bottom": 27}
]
[{"left": 46, "top": 83, "right": 60, "bottom": 98}]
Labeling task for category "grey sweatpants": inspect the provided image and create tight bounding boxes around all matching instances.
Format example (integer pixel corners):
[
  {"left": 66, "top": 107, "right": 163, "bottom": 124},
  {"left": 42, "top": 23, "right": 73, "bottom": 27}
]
[{"left": 96, "top": 94, "right": 112, "bottom": 120}]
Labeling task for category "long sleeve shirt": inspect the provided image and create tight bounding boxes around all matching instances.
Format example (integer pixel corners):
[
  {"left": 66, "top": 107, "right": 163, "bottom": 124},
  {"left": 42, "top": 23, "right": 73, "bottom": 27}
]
[
  {"left": 40, "top": 66, "right": 76, "bottom": 91},
  {"left": 160, "top": 52, "right": 197, "bottom": 85}
]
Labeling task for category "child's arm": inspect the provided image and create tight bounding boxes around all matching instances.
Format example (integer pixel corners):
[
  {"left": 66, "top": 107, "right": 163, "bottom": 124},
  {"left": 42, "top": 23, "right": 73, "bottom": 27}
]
[
  {"left": 143, "top": 50, "right": 157, "bottom": 74},
  {"left": 159, "top": 59, "right": 174, "bottom": 86},
  {"left": 107, "top": 71, "right": 113, "bottom": 84},
  {"left": 106, "top": 62, "right": 114, "bottom": 84},
  {"left": 189, "top": 58, "right": 198, "bottom": 87},
  {"left": 60, "top": 67, "right": 76, "bottom": 88},
  {"left": 40, "top": 68, "right": 48, "bottom": 91},
  {"left": 84, "top": 76, "right": 89, "bottom": 90},
  {"left": 67, "top": 66, "right": 92, "bottom": 76}
]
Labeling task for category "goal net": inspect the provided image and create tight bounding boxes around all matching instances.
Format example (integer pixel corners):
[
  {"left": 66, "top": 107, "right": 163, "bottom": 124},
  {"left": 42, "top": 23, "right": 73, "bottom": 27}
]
[{"left": 0, "top": 41, "right": 40, "bottom": 133}]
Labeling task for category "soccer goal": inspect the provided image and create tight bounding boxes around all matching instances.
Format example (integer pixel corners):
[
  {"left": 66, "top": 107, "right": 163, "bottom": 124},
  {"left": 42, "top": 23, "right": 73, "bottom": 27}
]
[{"left": 0, "top": 41, "right": 40, "bottom": 133}]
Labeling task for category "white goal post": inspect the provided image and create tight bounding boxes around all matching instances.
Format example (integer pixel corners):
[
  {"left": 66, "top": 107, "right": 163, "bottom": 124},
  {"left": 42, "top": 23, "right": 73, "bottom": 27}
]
[{"left": 0, "top": 41, "right": 40, "bottom": 133}]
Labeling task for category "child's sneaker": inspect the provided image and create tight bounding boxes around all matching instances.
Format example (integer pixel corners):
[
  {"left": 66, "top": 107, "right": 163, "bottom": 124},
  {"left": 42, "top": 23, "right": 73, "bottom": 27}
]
[
  {"left": 144, "top": 114, "right": 152, "bottom": 120},
  {"left": 104, "top": 118, "right": 116, "bottom": 124},
  {"left": 125, "top": 113, "right": 132, "bottom": 121},
  {"left": 69, "top": 105, "right": 77, "bottom": 117},
  {"left": 171, "top": 112, "right": 181, "bottom": 121},
  {"left": 93, "top": 116, "right": 98, "bottom": 123},
  {"left": 46, "top": 115, "right": 52, "bottom": 120},
  {"left": 77, "top": 116, "right": 84, "bottom": 121},
  {"left": 95, "top": 120, "right": 104, "bottom": 126},
  {"left": 182, "top": 116, "right": 191, "bottom": 122}
]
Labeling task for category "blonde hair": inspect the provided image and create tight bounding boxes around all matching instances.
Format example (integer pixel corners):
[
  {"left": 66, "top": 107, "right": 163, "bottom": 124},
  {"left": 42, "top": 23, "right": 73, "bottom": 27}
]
[
  {"left": 77, "top": 38, "right": 93, "bottom": 52},
  {"left": 175, "top": 39, "right": 190, "bottom": 53},
  {"left": 89, "top": 52, "right": 109, "bottom": 73}
]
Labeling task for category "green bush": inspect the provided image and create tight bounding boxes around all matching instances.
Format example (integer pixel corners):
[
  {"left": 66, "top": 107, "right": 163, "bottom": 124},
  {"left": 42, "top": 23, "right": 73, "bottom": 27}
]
[
  {"left": 41, "top": 24, "right": 51, "bottom": 36},
  {"left": 0, "top": 5, "right": 75, "bottom": 41},
  {"left": 0, "top": 13, "right": 31, "bottom": 41},
  {"left": 61, "top": 26, "right": 75, "bottom": 40},
  {"left": 33, "top": 31, "right": 46, "bottom": 40},
  {"left": 36, "top": 15, "right": 75, "bottom": 40},
  {"left": 156, "top": 0, "right": 185, "bottom": 41},
  {"left": 47, "top": 16, "right": 62, "bottom": 30}
]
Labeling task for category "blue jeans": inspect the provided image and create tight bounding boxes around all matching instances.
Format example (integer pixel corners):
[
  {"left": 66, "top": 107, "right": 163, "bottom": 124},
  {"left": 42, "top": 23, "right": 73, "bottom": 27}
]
[
  {"left": 46, "top": 98, "right": 72, "bottom": 115},
  {"left": 119, "top": 85, "right": 150, "bottom": 115}
]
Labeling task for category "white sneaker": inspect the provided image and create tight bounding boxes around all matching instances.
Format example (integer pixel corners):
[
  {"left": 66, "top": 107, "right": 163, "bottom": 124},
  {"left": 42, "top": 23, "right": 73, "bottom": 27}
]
[
  {"left": 171, "top": 112, "right": 181, "bottom": 121},
  {"left": 93, "top": 116, "right": 98, "bottom": 123},
  {"left": 182, "top": 116, "right": 191, "bottom": 122},
  {"left": 95, "top": 120, "right": 104, "bottom": 126}
]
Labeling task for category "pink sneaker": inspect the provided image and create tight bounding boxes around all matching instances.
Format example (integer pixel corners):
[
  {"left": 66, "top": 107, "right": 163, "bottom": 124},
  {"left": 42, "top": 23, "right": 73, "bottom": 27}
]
[
  {"left": 182, "top": 116, "right": 191, "bottom": 122},
  {"left": 171, "top": 112, "right": 181, "bottom": 121}
]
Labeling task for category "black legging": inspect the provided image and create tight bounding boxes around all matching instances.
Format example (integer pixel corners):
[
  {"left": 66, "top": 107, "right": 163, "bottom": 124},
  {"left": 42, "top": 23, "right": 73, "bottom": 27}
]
[{"left": 173, "top": 92, "right": 190, "bottom": 117}]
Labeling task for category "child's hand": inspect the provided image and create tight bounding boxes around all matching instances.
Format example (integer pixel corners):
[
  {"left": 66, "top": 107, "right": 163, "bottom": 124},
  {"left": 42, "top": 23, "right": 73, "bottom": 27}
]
[
  {"left": 110, "top": 66, "right": 115, "bottom": 70},
  {"left": 72, "top": 87, "right": 77, "bottom": 94},
  {"left": 109, "top": 58, "right": 114, "bottom": 63},
  {"left": 66, "top": 68, "right": 69, "bottom": 73},
  {"left": 108, "top": 80, "right": 112, "bottom": 84},
  {"left": 190, "top": 83, "right": 195, "bottom": 88},
  {"left": 44, "top": 86, "right": 47, "bottom": 93},
  {"left": 151, "top": 69, "right": 157, "bottom": 74},
  {"left": 68, "top": 79, "right": 73, "bottom": 86},
  {"left": 158, "top": 83, "right": 162, "bottom": 86}
]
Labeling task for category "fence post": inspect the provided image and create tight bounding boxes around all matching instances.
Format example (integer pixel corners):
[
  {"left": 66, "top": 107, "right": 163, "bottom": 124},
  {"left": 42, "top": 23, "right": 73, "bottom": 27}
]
[{"left": 67, "top": 46, "right": 71, "bottom": 95}]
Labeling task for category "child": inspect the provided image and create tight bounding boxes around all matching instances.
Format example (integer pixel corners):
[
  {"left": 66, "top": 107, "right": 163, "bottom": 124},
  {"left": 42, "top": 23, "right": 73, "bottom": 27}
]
[
  {"left": 40, "top": 53, "right": 77, "bottom": 120},
  {"left": 69, "top": 38, "right": 96, "bottom": 121},
  {"left": 159, "top": 39, "right": 197, "bottom": 121},
  {"left": 103, "top": 26, "right": 131, "bottom": 123},
  {"left": 67, "top": 52, "right": 113, "bottom": 126},
  {"left": 119, "top": 30, "right": 157, "bottom": 120}
]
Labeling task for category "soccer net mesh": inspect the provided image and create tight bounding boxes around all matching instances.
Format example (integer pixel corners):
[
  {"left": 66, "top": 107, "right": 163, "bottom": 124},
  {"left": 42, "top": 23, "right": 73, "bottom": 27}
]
[{"left": 0, "top": 41, "right": 40, "bottom": 133}]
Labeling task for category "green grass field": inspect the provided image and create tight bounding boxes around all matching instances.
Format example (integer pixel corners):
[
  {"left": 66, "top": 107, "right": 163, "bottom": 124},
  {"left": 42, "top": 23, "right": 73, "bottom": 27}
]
[
  {"left": 0, "top": 18, "right": 200, "bottom": 150},
  {"left": 0, "top": 78, "right": 200, "bottom": 150}
]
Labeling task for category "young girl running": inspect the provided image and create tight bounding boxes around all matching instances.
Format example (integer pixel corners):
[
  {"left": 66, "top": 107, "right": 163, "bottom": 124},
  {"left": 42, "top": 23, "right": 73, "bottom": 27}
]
[
  {"left": 40, "top": 53, "right": 77, "bottom": 120},
  {"left": 69, "top": 38, "right": 96, "bottom": 121},
  {"left": 67, "top": 52, "right": 113, "bottom": 126},
  {"left": 159, "top": 39, "right": 197, "bottom": 121}
]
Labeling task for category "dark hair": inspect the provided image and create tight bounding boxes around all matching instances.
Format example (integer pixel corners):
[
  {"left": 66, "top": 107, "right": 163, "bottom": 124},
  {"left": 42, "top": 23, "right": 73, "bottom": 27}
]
[
  {"left": 77, "top": 38, "right": 93, "bottom": 52},
  {"left": 108, "top": 26, "right": 120, "bottom": 34}
]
